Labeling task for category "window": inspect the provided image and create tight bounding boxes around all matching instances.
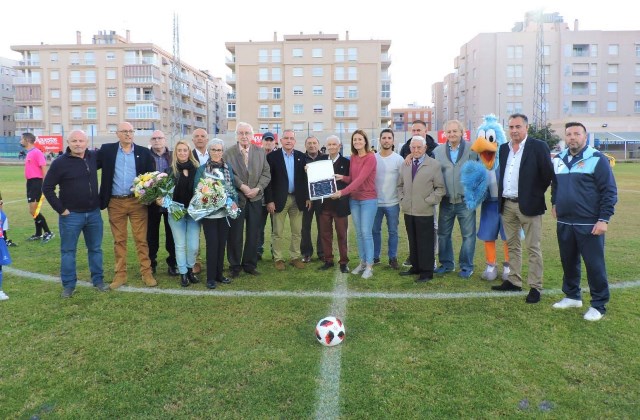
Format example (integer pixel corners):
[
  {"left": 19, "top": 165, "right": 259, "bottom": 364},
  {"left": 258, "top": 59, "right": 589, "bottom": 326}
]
[
  {"left": 293, "top": 85, "right": 303, "bottom": 95},
  {"left": 636, "top": 64, "right": 640, "bottom": 76},
  {"left": 335, "top": 67, "right": 345, "bottom": 80},
  {"left": 85, "top": 70, "right": 96, "bottom": 83},
  {"left": 607, "top": 82, "right": 618, "bottom": 93},
  {"left": 543, "top": 45, "right": 551, "bottom": 56},
  {"left": 106, "top": 69, "right": 117, "bottom": 80},
  {"left": 87, "top": 106, "right": 97, "bottom": 119},
  {"left": 70, "top": 52, "right": 80, "bottom": 65},
  {"left": 260, "top": 124, "right": 269, "bottom": 132},
  {"left": 227, "top": 103, "right": 236, "bottom": 118},
  {"left": 272, "top": 105, "right": 281, "bottom": 118},
  {"left": 590, "top": 44, "right": 598, "bottom": 57},
  {"left": 590, "top": 82, "right": 597, "bottom": 95},
  {"left": 107, "top": 88, "right": 117, "bottom": 98},
  {"left": 635, "top": 82, "right": 640, "bottom": 95},
  {"left": 50, "top": 70, "right": 59, "bottom": 80},
  {"left": 293, "top": 104, "right": 304, "bottom": 114},
  {"left": 106, "top": 51, "right": 116, "bottom": 61},
  {"left": 259, "top": 105, "right": 269, "bottom": 118},
  {"left": 107, "top": 124, "right": 117, "bottom": 133},
  {"left": 50, "top": 52, "right": 58, "bottom": 62},
  {"left": 313, "top": 122, "right": 323, "bottom": 132},
  {"left": 86, "top": 89, "right": 96, "bottom": 101},
  {"left": 271, "top": 49, "right": 281, "bottom": 63},
  {"left": 312, "top": 85, "right": 323, "bottom": 95},
  {"left": 51, "top": 89, "right": 60, "bottom": 99},
  {"left": 608, "top": 64, "right": 618, "bottom": 74},
  {"left": 348, "top": 104, "right": 357, "bottom": 117},
  {"left": 635, "top": 101, "right": 640, "bottom": 113},
  {"left": 312, "top": 67, "right": 323, "bottom": 77},
  {"left": 313, "top": 104, "right": 323, "bottom": 114},
  {"left": 258, "top": 68, "right": 268, "bottom": 81},
  {"left": 507, "top": 65, "right": 523, "bottom": 78},
  {"left": 292, "top": 48, "right": 303, "bottom": 58},
  {"left": 50, "top": 106, "right": 61, "bottom": 116},
  {"left": 70, "top": 70, "right": 81, "bottom": 83},
  {"left": 84, "top": 52, "right": 95, "bottom": 65},
  {"left": 608, "top": 44, "right": 619, "bottom": 55},
  {"left": 259, "top": 87, "right": 268, "bottom": 100},
  {"left": 335, "top": 86, "right": 345, "bottom": 99},
  {"left": 271, "top": 68, "right": 281, "bottom": 81},
  {"left": 71, "top": 106, "right": 82, "bottom": 120},
  {"left": 272, "top": 87, "right": 281, "bottom": 99},
  {"left": 335, "top": 104, "right": 345, "bottom": 117},
  {"left": 108, "top": 106, "right": 117, "bottom": 116},
  {"left": 590, "top": 63, "right": 598, "bottom": 76},
  {"left": 259, "top": 49, "right": 268, "bottom": 63},
  {"left": 381, "top": 82, "right": 390, "bottom": 98},
  {"left": 348, "top": 48, "right": 358, "bottom": 61},
  {"left": 507, "top": 45, "right": 523, "bottom": 59},
  {"left": 607, "top": 101, "right": 617, "bottom": 112},
  {"left": 293, "top": 123, "right": 304, "bottom": 132},
  {"left": 312, "top": 48, "right": 323, "bottom": 58},
  {"left": 507, "top": 83, "right": 523, "bottom": 97},
  {"left": 348, "top": 67, "right": 357, "bottom": 80},
  {"left": 335, "top": 48, "right": 345, "bottom": 62},
  {"left": 51, "top": 124, "right": 62, "bottom": 134},
  {"left": 348, "top": 86, "right": 358, "bottom": 98},
  {"left": 293, "top": 67, "right": 303, "bottom": 77},
  {"left": 636, "top": 44, "right": 640, "bottom": 57},
  {"left": 572, "top": 63, "right": 589, "bottom": 76}
]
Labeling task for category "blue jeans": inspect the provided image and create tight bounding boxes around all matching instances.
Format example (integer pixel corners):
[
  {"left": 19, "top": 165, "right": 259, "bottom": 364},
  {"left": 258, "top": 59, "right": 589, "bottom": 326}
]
[
  {"left": 168, "top": 214, "right": 201, "bottom": 275},
  {"left": 59, "top": 209, "right": 104, "bottom": 289},
  {"left": 373, "top": 204, "right": 400, "bottom": 259},
  {"left": 437, "top": 199, "right": 476, "bottom": 271},
  {"left": 350, "top": 199, "right": 377, "bottom": 265}
]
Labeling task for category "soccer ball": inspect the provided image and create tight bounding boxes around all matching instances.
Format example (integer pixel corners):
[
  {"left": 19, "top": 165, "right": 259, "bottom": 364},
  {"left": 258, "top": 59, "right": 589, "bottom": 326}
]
[{"left": 315, "top": 316, "right": 345, "bottom": 347}]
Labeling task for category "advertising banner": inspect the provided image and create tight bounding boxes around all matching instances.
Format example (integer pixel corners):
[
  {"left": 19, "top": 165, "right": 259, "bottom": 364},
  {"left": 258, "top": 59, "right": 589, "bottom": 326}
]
[{"left": 35, "top": 135, "right": 64, "bottom": 153}]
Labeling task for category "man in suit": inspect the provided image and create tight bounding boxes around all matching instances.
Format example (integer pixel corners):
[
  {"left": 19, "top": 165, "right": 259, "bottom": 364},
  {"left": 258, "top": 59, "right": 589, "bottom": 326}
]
[
  {"left": 223, "top": 122, "right": 271, "bottom": 278},
  {"left": 265, "top": 129, "right": 310, "bottom": 271},
  {"left": 491, "top": 113, "right": 554, "bottom": 304},
  {"left": 98, "top": 122, "right": 156, "bottom": 289},
  {"left": 300, "top": 136, "right": 326, "bottom": 263}
]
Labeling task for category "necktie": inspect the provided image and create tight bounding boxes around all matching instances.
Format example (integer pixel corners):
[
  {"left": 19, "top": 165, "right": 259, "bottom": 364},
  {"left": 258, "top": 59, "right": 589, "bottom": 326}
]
[
  {"left": 412, "top": 159, "right": 419, "bottom": 179},
  {"left": 242, "top": 147, "right": 249, "bottom": 167}
]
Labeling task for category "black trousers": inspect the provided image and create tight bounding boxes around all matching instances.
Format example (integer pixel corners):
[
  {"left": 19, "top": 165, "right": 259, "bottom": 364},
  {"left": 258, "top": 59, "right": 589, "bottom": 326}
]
[
  {"left": 405, "top": 214, "right": 435, "bottom": 277},
  {"left": 227, "top": 199, "right": 262, "bottom": 271},
  {"left": 301, "top": 203, "right": 324, "bottom": 259},
  {"left": 202, "top": 217, "right": 229, "bottom": 282},
  {"left": 147, "top": 206, "right": 176, "bottom": 268}
]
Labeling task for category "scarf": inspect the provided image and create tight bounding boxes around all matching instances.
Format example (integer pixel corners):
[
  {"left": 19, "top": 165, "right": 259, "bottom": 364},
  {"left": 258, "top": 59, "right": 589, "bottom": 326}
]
[{"left": 173, "top": 160, "right": 196, "bottom": 207}]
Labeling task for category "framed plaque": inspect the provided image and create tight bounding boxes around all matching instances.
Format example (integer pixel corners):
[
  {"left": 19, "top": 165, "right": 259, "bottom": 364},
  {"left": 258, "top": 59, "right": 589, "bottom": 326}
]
[{"left": 307, "top": 160, "right": 337, "bottom": 201}]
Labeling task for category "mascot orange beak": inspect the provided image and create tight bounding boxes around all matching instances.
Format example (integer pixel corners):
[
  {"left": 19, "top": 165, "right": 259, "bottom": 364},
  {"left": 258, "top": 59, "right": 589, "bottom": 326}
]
[{"left": 471, "top": 136, "right": 497, "bottom": 170}]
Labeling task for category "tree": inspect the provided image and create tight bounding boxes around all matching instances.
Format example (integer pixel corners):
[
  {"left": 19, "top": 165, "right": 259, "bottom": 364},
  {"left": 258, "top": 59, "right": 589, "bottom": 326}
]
[{"left": 528, "top": 123, "right": 560, "bottom": 150}]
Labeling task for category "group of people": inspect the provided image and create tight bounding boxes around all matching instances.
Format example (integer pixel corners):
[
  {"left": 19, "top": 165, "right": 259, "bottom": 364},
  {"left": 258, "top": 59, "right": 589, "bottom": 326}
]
[{"left": 1, "top": 114, "right": 618, "bottom": 321}]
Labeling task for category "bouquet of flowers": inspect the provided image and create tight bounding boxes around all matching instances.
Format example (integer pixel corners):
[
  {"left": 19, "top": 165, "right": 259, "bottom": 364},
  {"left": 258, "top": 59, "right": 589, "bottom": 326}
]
[
  {"left": 188, "top": 173, "right": 241, "bottom": 221},
  {"left": 132, "top": 171, "right": 186, "bottom": 221}
]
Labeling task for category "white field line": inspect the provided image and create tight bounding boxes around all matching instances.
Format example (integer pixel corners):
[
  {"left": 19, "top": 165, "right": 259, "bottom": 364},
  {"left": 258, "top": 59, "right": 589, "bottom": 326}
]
[
  {"left": 5, "top": 267, "right": 640, "bottom": 299},
  {"left": 313, "top": 269, "right": 348, "bottom": 420},
  {"left": 618, "top": 189, "right": 640, "bottom": 194}
]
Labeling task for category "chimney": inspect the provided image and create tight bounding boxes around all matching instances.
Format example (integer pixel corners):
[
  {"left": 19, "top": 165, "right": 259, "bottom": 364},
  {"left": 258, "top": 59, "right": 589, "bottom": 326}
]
[
  {"left": 574, "top": 19, "right": 579, "bottom": 31},
  {"left": 76, "top": 31, "right": 81, "bottom": 44},
  {"left": 273, "top": 31, "right": 277, "bottom": 41},
  {"left": 345, "top": 30, "right": 349, "bottom": 41},
  {"left": 126, "top": 30, "right": 130, "bottom": 42}
]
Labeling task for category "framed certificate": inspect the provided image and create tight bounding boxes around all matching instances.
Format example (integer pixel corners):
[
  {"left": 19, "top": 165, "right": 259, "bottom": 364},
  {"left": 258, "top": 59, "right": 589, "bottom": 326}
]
[{"left": 307, "top": 160, "right": 337, "bottom": 201}]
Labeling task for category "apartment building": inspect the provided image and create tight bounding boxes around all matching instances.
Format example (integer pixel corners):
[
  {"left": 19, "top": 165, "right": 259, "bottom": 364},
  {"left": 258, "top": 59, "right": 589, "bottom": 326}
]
[
  {"left": 0, "top": 57, "right": 17, "bottom": 136},
  {"left": 11, "top": 30, "right": 228, "bottom": 144},
  {"left": 433, "top": 12, "right": 640, "bottom": 135},
  {"left": 225, "top": 32, "right": 391, "bottom": 139},
  {"left": 390, "top": 105, "right": 433, "bottom": 132}
]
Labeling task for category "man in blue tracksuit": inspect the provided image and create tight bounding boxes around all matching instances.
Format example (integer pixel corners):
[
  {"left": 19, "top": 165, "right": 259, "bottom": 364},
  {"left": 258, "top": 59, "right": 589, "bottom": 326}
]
[{"left": 551, "top": 122, "right": 617, "bottom": 321}]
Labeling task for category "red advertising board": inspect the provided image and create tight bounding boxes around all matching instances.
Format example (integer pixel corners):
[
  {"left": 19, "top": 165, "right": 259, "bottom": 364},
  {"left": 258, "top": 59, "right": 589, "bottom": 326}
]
[
  {"left": 251, "top": 133, "right": 279, "bottom": 147},
  {"left": 35, "top": 135, "right": 64, "bottom": 153},
  {"left": 437, "top": 130, "right": 472, "bottom": 144}
]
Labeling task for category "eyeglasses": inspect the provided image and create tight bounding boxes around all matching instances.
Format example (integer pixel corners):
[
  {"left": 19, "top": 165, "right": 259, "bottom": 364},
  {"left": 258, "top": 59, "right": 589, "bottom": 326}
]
[
  {"left": 150, "top": 137, "right": 165, "bottom": 140},
  {"left": 118, "top": 130, "right": 134, "bottom": 134},
  {"left": 209, "top": 149, "right": 223, "bottom": 152},
  {"left": 237, "top": 131, "right": 252, "bottom": 136}
]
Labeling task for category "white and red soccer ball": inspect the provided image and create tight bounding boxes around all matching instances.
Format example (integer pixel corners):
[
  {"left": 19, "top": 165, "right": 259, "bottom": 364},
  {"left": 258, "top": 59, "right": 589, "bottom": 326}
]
[{"left": 315, "top": 316, "right": 345, "bottom": 346}]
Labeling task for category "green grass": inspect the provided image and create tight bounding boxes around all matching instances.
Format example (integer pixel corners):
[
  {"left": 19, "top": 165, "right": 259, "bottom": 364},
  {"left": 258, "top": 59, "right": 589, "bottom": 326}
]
[{"left": 0, "top": 163, "right": 639, "bottom": 418}]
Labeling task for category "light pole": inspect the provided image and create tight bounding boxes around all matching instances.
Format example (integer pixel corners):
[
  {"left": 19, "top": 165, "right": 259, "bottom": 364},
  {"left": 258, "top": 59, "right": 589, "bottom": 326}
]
[{"left": 498, "top": 92, "right": 502, "bottom": 123}]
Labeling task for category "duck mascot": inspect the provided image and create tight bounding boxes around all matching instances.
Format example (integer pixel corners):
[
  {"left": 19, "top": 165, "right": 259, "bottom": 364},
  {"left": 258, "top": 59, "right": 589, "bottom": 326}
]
[{"left": 460, "top": 114, "right": 510, "bottom": 281}]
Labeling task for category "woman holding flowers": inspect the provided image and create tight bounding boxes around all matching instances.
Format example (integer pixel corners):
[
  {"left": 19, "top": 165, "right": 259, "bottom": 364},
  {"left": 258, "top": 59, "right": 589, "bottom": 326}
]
[
  {"left": 194, "top": 138, "right": 240, "bottom": 289},
  {"left": 158, "top": 140, "right": 200, "bottom": 287}
]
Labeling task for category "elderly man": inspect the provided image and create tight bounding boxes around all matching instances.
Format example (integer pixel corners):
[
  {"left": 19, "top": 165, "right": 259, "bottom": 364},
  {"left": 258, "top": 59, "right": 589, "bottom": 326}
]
[
  {"left": 432, "top": 119, "right": 478, "bottom": 278},
  {"left": 192, "top": 128, "right": 209, "bottom": 165},
  {"left": 301, "top": 136, "right": 326, "bottom": 263},
  {"left": 265, "top": 129, "right": 310, "bottom": 271},
  {"left": 223, "top": 122, "right": 271, "bottom": 277},
  {"left": 398, "top": 136, "right": 445, "bottom": 282},
  {"left": 147, "top": 130, "right": 177, "bottom": 276},
  {"left": 97, "top": 122, "right": 156, "bottom": 289},
  {"left": 43, "top": 130, "right": 108, "bottom": 297},
  {"left": 257, "top": 131, "right": 277, "bottom": 260}
]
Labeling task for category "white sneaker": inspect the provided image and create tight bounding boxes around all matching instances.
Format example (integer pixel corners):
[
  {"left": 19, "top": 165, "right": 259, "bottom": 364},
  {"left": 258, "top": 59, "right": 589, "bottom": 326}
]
[
  {"left": 502, "top": 264, "right": 511, "bottom": 281},
  {"left": 584, "top": 307, "right": 604, "bottom": 321},
  {"left": 351, "top": 263, "right": 366, "bottom": 275},
  {"left": 552, "top": 298, "right": 583, "bottom": 309},
  {"left": 0, "top": 291, "right": 8, "bottom": 301},
  {"left": 481, "top": 264, "right": 497, "bottom": 281},
  {"left": 361, "top": 267, "right": 373, "bottom": 279}
]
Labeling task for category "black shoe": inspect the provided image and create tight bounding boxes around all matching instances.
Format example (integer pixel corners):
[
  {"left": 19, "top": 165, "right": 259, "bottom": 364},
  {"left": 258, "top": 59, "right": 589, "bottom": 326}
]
[
  {"left": 151, "top": 263, "right": 157, "bottom": 274},
  {"left": 415, "top": 274, "right": 433, "bottom": 283},
  {"left": 167, "top": 266, "right": 178, "bottom": 276},
  {"left": 525, "top": 288, "right": 541, "bottom": 304},
  {"left": 218, "top": 277, "right": 232, "bottom": 285},
  {"left": 244, "top": 268, "right": 260, "bottom": 276},
  {"left": 257, "top": 253, "right": 263, "bottom": 261},
  {"left": 318, "top": 262, "right": 335, "bottom": 271},
  {"left": 206, "top": 280, "right": 217, "bottom": 289},
  {"left": 230, "top": 270, "right": 241, "bottom": 278},
  {"left": 399, "top": 269, "right": 419, "bottom": 276},
  {"left": 301, "top": 256, "right": 311, "bottom": 263},
  {"left": 187, "top": 268, "right": 200, "bottom": 284},
  {"left": 180, "top": 274, "right": 190, "bottom": 287},
  {"left": 339, "top": 264, "right": 349, "bottom": 273},
  {"left": 373, "top": 258, "right": 381, "bottom": 265},
  {"left": 491, "top": 280, "right": 522, "bottom": 291}
]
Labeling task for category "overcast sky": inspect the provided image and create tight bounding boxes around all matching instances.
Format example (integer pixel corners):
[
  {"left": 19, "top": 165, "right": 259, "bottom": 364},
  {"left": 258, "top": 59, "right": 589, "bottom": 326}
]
[{"left": 2, "top": 0, "right": 635, "bottom": 108}]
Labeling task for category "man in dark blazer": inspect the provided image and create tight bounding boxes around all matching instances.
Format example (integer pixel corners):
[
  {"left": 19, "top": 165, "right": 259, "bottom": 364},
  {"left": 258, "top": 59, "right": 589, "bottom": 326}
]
[
  {"left": 264, "top": 129, "right": 310, "bottom": 271},
  {"left": 98, "top": 122, "right": 156, "bottom": 289},
  {"left": 492, "top": 113, "right": 554, "bottom": 304},
  {"left": 223, "top": 122, "right": 271, "bottom": 277}
]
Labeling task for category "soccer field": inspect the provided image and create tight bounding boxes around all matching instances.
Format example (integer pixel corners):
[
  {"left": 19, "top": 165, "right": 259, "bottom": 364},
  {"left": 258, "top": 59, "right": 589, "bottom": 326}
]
[{"left": 1, "top": 163, "right": 639, "bottom": 418}]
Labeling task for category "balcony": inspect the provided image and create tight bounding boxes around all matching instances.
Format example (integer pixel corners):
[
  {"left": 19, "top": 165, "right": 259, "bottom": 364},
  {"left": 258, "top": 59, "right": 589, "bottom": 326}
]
[
  {"left": 258, "top": 93, "right": 282, "bottom": 101},
  {"left": 226, "top": 74, "right": 236, "bottom": 85},
  {"left": 227, "top": 92, "right": 236, "bottom": 101},
  {"left": 124, "top": 58, "right": 158, "bottom": 66},
  {"left": 125, "top": 94, "right": 157, "bottom": 102},
  {"left": 70, "top": 95, "right": 97, "bottom": 103},
  {"left": 192, "top": 92, "right": 206, "bottom": 103},
  {"left": 13, "top": 77, "right": 41, "bottom": 85},
  {"left": 225, "top": 56, "right": 236, "bottom": 68},
  {"left": 124, "top": 77, "right": 161, "bottom": 85},
  {"left": 126, "top": 112, "right": 160, "bottom": 120},
  {"left": 334, "top": 111, "right": 358, "bottom": 119},
  {"left": 380, "top": 53, "right": 391, "bottom": 68},
  {"left": 69, "top": 77, "right": 97, "bottom": 84},
  {"left": 15, "top": 112, "right": 43, "bottom": 121},
  {"left": 17, "top": 60, "right": 40, "bottom": 67},
  {"left": 70, "top": 112, "right": 98, "bottom": 121},
  {"left": 70, "top": 59, "right": 96, "bottom": 66}
]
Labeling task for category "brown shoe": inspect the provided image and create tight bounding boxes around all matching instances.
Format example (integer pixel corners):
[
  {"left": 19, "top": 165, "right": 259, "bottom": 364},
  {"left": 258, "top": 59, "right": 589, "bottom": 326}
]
[
  {"left": 290, "top": 258, "right": 305, "bottom": 269},
  {"left": 142, "top": 274, "right": 158, "bottom": 287},
  {"left": 275, "top": 260, "right": 286, "bottom": 271},
  {"left": 109, "top": 276, "right": 127, "bottom": 290},
  {"left": 389, "top": 258, "right": 399, "bottom": 270},
  {"left": 192, "top": 262, "right": 202, "bottom": 274}
]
